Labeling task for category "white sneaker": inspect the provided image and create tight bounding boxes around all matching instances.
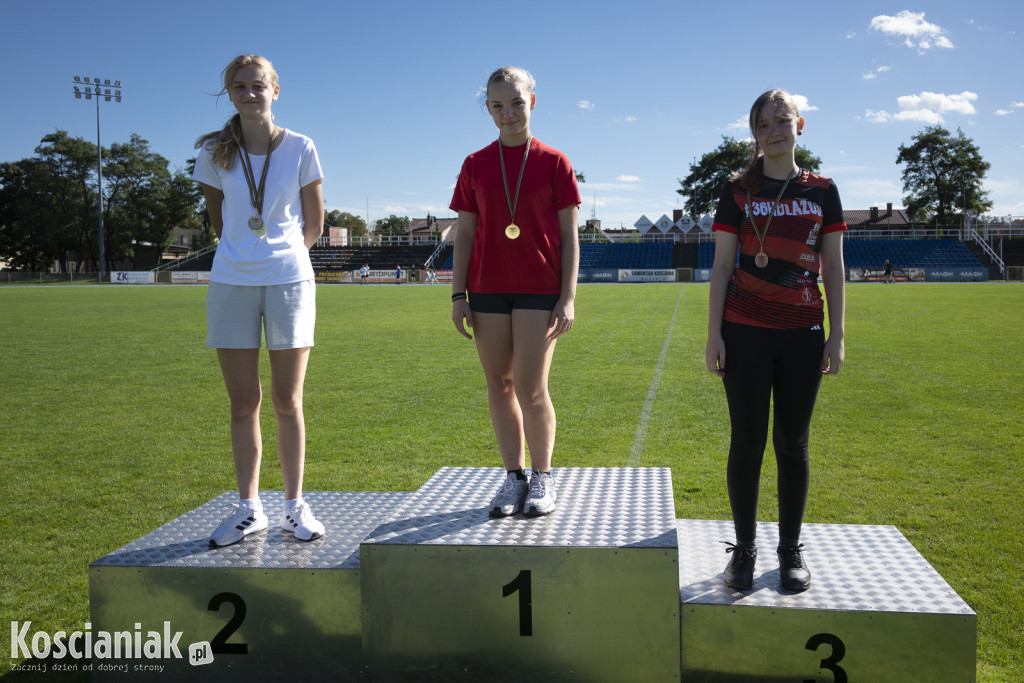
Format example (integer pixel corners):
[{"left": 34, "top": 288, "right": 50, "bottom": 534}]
[
  {"left": 280, "top": 501, "right": 325, "bottom": 541},
  {"left": 524, "top": 471, "right": 557, "bottom": 516},
  {"left": 489, "top": 471, "right": 530, "bottom": 517},
  {"left": 209, "top": 505, "right": 268, "bottom": 547}
]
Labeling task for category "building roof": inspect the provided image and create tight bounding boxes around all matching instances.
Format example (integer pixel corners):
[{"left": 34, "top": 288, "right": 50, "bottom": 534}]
[
  {"left": 844, "top": 205, "right": 910, "bottom": 227},
  {"left": 408, "top": 217, "right": 458, "bottom": 234}
]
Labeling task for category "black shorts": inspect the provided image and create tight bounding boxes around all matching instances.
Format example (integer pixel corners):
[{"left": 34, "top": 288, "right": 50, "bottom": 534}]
[{"left": 468, "top": 292, "right": 560, "bottom": 314}]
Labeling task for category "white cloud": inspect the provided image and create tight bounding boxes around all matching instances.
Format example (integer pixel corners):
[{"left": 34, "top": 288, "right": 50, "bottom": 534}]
[
  {"left": 578, "top": 100, "right": 595, "bottom": 111},
  {"left": 1012, "top": 101, "right": 1024, "bottom": 108},
  {"left": 791, "top": 94, "right": 818, "bottom": 112},
  {"left": 898, "top": 90, "right": 977, "bottom": 116},
  {"left": 726, "top": 115, "right": 748, "bottom": 130},
  {"left": 994, "top": 109, "right": 1013, "bottom": 116},
  {"left": 864, "top": 110, "right": 893, "bottom": 123},
  {"left": 863, "top": 65, "right": 892, "bottom": 79},
  {"left": 867, "top": 91, "right": 978, "bottom": 124},
  {"left": 617, "top": 175, "right": 641, "bottom": 183},
  {"left": 869, "top": 10, "right": 954, "bottom": 52},
  {"left": 846, "top": 31, "right": 856, "bottom": 39},
  {"left": 611, "top": 115, "right": 637, "bottom": 123},
  {"left": 896, "top": 109, "right": 945, "bottom": 124}
]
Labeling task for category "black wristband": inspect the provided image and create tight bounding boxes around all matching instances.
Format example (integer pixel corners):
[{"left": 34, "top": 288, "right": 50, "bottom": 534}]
[{"left": 451, "top": 292, "right": 466, "bottom": 302}]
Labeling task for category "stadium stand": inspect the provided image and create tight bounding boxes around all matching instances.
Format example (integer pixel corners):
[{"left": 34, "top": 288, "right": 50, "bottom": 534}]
[
  {"left": 309, "top": 244, "right": 437, "bottom": 272},
  {"left": 697, "top": 238, "right": 985, "bottom": 270}
]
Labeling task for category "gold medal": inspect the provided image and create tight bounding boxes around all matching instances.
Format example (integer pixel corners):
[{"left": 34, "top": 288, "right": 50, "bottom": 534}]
[
  {"left": 755, "top": 250, "right": 768, "bottom": 268},
  {"left": 499, "top": 137, "right": 531, "bottom": 242}
]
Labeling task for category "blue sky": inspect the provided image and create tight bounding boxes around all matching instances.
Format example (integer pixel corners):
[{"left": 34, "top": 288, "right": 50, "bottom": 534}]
[{"left": 4, "top": 1, "right": 1022, "bottom": 230}]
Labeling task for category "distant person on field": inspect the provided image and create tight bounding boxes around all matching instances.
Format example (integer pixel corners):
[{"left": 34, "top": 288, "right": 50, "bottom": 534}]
[
  {"left": 193, "top": 54, "right": 325, "bottom": 548},
  {"left": 450, "top": 66, "right": 581, "bottom": 517},
  {"left": 396, "top": 264, "right": 402, "bottom": 283},
  {"left": 360, "top": 262, "right": 370, "bottom": 284},
  {"left": 705, "top": 89, "right": 846, "bottom": 592},
  {"left": 883, "top": 259, "right": 894, "bottom": 284}
]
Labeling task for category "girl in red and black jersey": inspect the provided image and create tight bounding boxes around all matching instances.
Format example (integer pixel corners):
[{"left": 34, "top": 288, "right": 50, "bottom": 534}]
[
  {"left": 450, "top": 66, "right": 581, "bottom": 518},
  {"left": 705, "top": 89, "right": 846, "bottom": 592}
]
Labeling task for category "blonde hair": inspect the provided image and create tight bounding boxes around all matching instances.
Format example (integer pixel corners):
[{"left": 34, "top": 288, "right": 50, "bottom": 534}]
[
  {"left": 734, "top": 89, "right": 801, "bottom": 192},
  {"left": 483, "top": 66, "right": 535, "bottom": 101},
  {"left": 194, "top": 55, "right": 279, "bottom": 170}
]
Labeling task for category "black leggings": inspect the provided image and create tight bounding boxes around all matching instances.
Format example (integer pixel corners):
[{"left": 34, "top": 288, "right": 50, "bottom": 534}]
[{"left": 721, "top": 321, "right": 824, "bottom": 544}]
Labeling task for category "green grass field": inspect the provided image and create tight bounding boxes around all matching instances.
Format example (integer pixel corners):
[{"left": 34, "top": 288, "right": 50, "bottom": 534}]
[{"left": 1, "top": 282, "right": 1021, "bottom": 680}]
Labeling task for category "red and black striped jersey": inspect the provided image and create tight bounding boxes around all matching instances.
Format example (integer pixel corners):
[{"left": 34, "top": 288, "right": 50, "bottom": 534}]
[{"left": 712, "top": 171, "right": 846, "bottom": 329}]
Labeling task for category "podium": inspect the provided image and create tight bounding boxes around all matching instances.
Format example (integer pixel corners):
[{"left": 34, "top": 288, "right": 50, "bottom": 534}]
[
  {"left": 677, "top": 519, "right": 976, "bottom": 682},
  {"left": 87, "top": 469, "right": 976, "bottom": 681},
  {"left": 359, "top": 467, "right": 680, "bottom": 681},
  {"left": 89, "top": 491, "right": 407, "bottom": 681}
]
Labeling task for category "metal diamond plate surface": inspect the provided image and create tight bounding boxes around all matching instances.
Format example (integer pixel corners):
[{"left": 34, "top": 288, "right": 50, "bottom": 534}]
[
  {"left": 363, "top": 467, "right": 676, "bottom": 548},
  {"left": 91, "top": 491, "right": 409, "bottom": 570},
  {"left": 678, "top": 519, "right": 974, "bottom": 614}
]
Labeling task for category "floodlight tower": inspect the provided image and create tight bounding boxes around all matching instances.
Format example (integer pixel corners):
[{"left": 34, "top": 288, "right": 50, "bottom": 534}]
[{"left": 72, "top": 76, "right": 122, "bottom": 281}]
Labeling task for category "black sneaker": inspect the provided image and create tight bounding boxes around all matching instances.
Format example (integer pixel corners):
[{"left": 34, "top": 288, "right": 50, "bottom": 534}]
[
  {"left": 723, "top": 542, "right": 757, "bottom": 590},
  {"left": 777, "top": 543, "right": 811, "bottom": 592}
]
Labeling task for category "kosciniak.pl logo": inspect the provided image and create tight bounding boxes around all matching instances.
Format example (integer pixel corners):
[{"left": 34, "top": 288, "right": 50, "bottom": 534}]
[{"left": 10, "top": 621, "right": 213, "bottom": 671}]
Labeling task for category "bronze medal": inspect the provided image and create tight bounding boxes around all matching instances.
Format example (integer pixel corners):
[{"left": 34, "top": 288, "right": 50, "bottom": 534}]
[
  {"left": 505, "top": 224, "right": 520, "bottom": 240},
  {"left": 746, "top": 168, "right": 797, "bottom": 270}
]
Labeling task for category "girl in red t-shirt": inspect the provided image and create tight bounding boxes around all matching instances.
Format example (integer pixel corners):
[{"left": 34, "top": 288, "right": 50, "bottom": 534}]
[
  {"left": 449, "top": 66, "right": 581, "bottom": 517},
  {"left": 705, "top": 89, "right": 847, "bottom": 593}
]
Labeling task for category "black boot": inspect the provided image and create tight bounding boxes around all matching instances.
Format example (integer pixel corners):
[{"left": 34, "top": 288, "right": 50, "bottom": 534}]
[
  {"left": 723, "top": 542, "right": 757, "bottom": 590},
  {"left": 777, "top": 543, "right": 811, "bottom": 592}
]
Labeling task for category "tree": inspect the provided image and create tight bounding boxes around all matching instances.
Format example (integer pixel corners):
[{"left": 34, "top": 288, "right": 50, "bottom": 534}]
[
  {"left": 0, "top": 131, "right": 97, "bottom": 272},
  {"left": 374, "top": 214, "right": 410, "bottom": 237},
  {"left": 0, "top": 130, "right": 203, "bottom": 272},
  {"left": 676, "top": 136, "right": 822, "bottom": 218},
  {"left": 324, "top": 210, "right": 367, "bottom": 237},
  {"left": 103, "top": 134, "right": 192, "bottom": 268},
  {"left": 575, "top": 170, "right": 585, "bottom": 184},
  {"left": 896, "top": 126, "right": 991, "bottom": 226}
]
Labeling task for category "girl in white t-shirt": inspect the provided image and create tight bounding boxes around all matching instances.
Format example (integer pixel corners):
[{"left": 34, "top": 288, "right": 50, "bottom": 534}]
[{"left": 192, "top": 54, "right": 326, "bottom": 547}]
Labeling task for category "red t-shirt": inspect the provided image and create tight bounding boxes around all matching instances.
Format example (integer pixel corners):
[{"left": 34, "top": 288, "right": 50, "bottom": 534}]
[
  {"left": 712, "top": 171, "right": 846, "bottom": 329},
  {"left": 450, "top": 138, "right": 581, "bottom": 294}
]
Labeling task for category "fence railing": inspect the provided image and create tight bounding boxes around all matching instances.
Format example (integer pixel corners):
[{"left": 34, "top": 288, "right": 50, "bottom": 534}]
[{"left": 314, "top": 234, "right": 440, "bottom": 248}]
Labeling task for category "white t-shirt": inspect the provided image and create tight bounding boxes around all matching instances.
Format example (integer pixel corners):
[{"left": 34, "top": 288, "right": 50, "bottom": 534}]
[{"left": 192, "top": 128, "right": 323, "bottom": 286}]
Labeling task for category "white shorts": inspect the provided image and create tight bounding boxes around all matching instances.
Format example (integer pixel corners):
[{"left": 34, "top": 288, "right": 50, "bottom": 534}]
[{"left": 206, "top": 281, "right": 316, "bottom": 350}]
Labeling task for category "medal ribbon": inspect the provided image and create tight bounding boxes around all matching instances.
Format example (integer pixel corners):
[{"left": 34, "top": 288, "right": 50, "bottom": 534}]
[
  {"left": 238, "top": 129, "right": 277, "bottom": 222},
  {"left": 498, "top": 137, "right": 531, "bottom": 228},
  {"left": 746, "top": 168, "right": 797, "bottom": 257}
]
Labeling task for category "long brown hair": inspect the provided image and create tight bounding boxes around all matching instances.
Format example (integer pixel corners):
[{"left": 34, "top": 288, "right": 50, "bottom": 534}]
[
  {"left": 194, "top": 55, "right": 279, "bottom": 170},
  {"left": 734, "top": 89, "right": 801, "bottom": 192}
]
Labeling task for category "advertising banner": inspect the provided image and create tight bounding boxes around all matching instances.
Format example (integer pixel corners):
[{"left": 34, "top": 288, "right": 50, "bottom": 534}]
[
  {"left": 925, "top": 268, "right": 988, "bottom": 282},
  {"left": 351, "top": 270, "right": 406, "bottom": 284},
  {"left": 577, "top": 269, "right": 618, "bottom": 283},
  {"left": 849, "top": 268, "right": 918, "bottom": 282},
  {"left": 694, "top": 269, "right": 712, "bottom": 282},
  {"left": 618, "top": 269, "right": 676, "bottom": 283},
  {"left": 421, "top": 270, "right": 452, "bottom": 284},
  {"left": 315, "top": 271, "right": 355, "bottom": 284},
  {"left": 111, "top": 272, "right": 155, "bottom": 284},
  {"left": 169, "top": 271, "right": 210, "bottom": 284}
]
